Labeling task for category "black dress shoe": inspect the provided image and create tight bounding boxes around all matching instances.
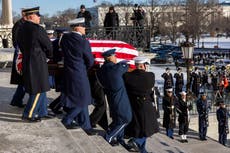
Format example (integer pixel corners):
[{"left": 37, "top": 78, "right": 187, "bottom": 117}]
[
  {"left": 10, "top": 103, "right": 26, "bottom": 108},
  {"left": 184, "top": 139, "right": 188, "bottom": 143},
  {"left": 170, "top": 136, "right": 174, "bottom": 139},
  {"left": 40, "top": 115, "right": 55, "bottom": 120},
  {"left": 52, "top": 109, "right": 63, "bottom": 114},
  {"left": 127, "top": 139, "right": 139, "bottom": 152},
  {"left": 85, "top": 129, "right": 98, "bottom": 136},
  {"left": 109, "top": 140, "right": 120, "bottom": 146},
  {"left": 22, "top": 117, "right": 41, "bottom": 122}
]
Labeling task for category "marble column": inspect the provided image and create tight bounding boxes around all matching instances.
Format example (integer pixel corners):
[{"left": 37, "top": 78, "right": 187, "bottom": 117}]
[{"left": 2, "top": 0, "right": 13, "bottom": 27}]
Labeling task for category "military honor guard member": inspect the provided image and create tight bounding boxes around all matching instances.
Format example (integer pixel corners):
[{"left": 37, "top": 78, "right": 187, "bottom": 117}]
[
  {"left": 190, "top": 67, "right": 202, "bottom": 97},
  {"left": 10, "top": 8, "right": 27, "bottom": 108},
  {"left": 216, "top": 100, "right": 229, "bottom": 146},
  {"left": 17, "top": 7, "right": 53, "bottom": 122},
  {"left": 88, "top": 64, "right": 109, "bottom": 130},
  {"left": 123, "top": 56, "right": 159, "bottom": 153},
  {"left": 48, "top": 28, "right": 68, "bottom": 114},
  {"left": 97, "top": 49, "right": 132, "bottom": 147},
  {"left": 196, "top": 92, "right": 210, "bottom": 140},
  {"left": 162, "top": 67, "right": 174, "bottom": 95},
  {"left": 174, "top": 67, "right": 184, "bottom": 97},
  {"left": 176, "top": 91, "right": 192, "bottom": 143},
  {"left": 60, "top": 18, "right": 94, "bottom": 130},
  {"left": 163, "top": 87, "right": 177, "bottom": 139}
]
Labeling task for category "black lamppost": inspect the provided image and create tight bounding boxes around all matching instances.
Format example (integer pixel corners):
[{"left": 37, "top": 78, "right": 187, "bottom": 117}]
[{"left": 181, "top": 40, "right": 194, "bottom": 92}]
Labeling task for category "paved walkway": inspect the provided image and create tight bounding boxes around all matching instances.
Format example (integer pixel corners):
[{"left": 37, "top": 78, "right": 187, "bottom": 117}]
[{"left": 0, "top": 68, "right": 230, "bottom": 153}]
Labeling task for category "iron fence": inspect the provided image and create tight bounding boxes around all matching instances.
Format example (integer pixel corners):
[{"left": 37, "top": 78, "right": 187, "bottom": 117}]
[{"left": 85, "top": 26, "right": 151, "bottom": 51}]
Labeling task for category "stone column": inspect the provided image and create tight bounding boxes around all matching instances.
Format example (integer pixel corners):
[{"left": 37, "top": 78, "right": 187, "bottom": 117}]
[{"left": 2, "top": 0, "right": 13, "bottom": 27}]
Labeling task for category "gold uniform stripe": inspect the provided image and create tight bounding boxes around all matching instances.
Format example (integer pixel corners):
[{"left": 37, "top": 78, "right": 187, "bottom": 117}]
[{"left": 29, "top": 93, "right": 40, "bottom": 118}]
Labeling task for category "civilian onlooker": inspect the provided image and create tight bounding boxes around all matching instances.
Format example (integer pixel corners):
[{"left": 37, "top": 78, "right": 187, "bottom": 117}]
[
  {"left": 103, "top": 6, "right": 119, "bottom": 39},
  {"left": 77, "top": 4, "right": 92, "bottom": 34}
]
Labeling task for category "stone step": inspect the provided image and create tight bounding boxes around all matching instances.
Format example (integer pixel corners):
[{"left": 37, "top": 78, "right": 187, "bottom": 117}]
[
  {"left": 68, "top": 128, "right": 104, "bottom": 153},
  {"left": 88, "top": 127, "right": 130, "bottom": 153}
]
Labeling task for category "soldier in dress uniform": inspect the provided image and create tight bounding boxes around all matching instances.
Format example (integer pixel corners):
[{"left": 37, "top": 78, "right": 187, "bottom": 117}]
[
  {"left": 97, "top": 49, "right": 132, "bottom": 147},
  {"left": 162, "top": 67, "right": 174, "bottom": 95},
  {"left": 174, "top": 67, "right": 184, "bottom": 97},
  {"left": 176, "top": 91, "right": 192, "bottom": 143},
  {"left": 88, "top": 64, "right": 108, "bottom": 130},
  {"left": 123, "top": 56, "right": 159, "bottom": 153},
  {"left": 216, "top": 100, "right": 229, "bottom": 146},
  {"left": 60, "top": 18, "right": 94, "bottom": 130},
  {"left": 17, "top": 7, "right": 53, "bottom": 122},
  {"left": 163, "top": 87, "right": 177, "bottom": 139},
  {"left": 48, "top": 28, "right": 68, "bottom": 114},
  {"left": 10, "top": 8, "right": 27, "bottom": 108},
  {"left": 196, "top": 92, "right": 210, "bottom": 140},
  {"left": 190, "top": 67, "right": 202, "bottom": 97}
]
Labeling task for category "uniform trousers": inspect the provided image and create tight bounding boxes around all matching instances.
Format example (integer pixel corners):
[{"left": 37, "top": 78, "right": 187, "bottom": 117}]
[
  {"left": 166, "top": 128, "right": 174, "bottom": 138},
  {"left": 23, "top": 92, "right": 48, "bottom": 118},
  {"left": 133, "top": 137, "right": 147, "bottom": 153},
  {"left": 62, "top": 105, "right": 91, "bottom": 130},
  {"left": 219, "top": 132, "right": 227, "bottom": 146},
  {"left": 179, "top": 122, "right": 189, "bottom": 135},
  {"left": 105, "top": 122, "right": 127, "bottom": 143},
  {"left": 198, "top": 117, "right": 208, "bottom": 139},
  {"left": 10, "top": 84, "right": 25, "bottom": 106}
]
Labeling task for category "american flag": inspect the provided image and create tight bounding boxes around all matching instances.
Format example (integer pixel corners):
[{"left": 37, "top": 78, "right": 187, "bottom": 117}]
[
  {"left": 16, "top": 40, "right": 139, "bottom": 74},
  {"left": 89, "top": 40, "right": 139, "bottom": 69}
]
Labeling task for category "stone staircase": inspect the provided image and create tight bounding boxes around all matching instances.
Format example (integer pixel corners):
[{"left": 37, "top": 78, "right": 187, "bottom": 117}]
[{"left": 1, "top": 68, "right": 230, "bottom": 153}]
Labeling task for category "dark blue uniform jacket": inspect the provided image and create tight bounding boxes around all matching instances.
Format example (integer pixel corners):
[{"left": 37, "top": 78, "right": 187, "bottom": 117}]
[
  {"left": 60, "top": 32, "right": 94, "bottom": 108},
  {"left": 97, "top": 61, "right": 132, "bottom": 124}
]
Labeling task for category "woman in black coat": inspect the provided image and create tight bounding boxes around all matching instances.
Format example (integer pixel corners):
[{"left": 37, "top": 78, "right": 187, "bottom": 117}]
[{"left": 104, "top": 6, "right": 119, "bottom": 39}]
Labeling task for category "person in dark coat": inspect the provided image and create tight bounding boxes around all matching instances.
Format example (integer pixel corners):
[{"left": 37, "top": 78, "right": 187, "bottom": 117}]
[
  {"left": 97, "top": 49, "right": 132, "bottom": 148},
  {"left": 77, "top": 4, "right": 92, "bottom": 34},
  {"left": 176, "top": 91, "right": 192, "bottom": 143},
  {"left": 163, "top": 87, "right": 177, "bottom": 139},
  {"left": 103, "top": 6, "right": 119, "bottom": 39},
  {"left": 88, "top": 64, "right": 108, "bottom": 130},
  {"left": 162, "top": 67, "right": 174, "bottom": 95},
  {"left": 60, "top": 18, "right": 94, "bottom": 130},
  {"left": 174, "top": 67, "right": 184, "bottom": 97},
  {"left": 190, "top": 67, "right": 202, "bottom": 97},
  {"left": 196, "top": 92, "right": 210, "bottom": 140},
  {"left": 123, "top": 56, "right": 159, "bottom": 153},
  {"left": 10, "top": 9, "right": 27, "bottom": 108},
  {"left": 216, "top": 100, "right": 229, "bottom": 146},
  {"left": 17, "top": 7, "right": 53, "bottom": 122},
  {"left": 48, "top": 28, "right": 68, "bottom": 114}
]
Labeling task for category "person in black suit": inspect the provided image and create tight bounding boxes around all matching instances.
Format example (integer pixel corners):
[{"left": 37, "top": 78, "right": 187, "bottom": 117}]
[
  {"left": 60, "top": 18, "right": 94, "bottom": 131},
  {"left": 17, "top": 7, "right": 53, "bottom": 122},
  {"left": 123, "top": 56, "right": 159, "bottom": 153}
]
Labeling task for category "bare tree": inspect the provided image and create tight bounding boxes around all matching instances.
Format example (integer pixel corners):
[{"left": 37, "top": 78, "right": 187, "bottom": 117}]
[
  {"left": 159, "top": 0, "right": 184, "bottom": 43},
  {"left": 181, "top": 0, "right": 221, "bottom": 44}
]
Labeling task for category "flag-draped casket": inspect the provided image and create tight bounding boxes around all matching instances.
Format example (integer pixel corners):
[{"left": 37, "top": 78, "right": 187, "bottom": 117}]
[{"left": 89, "top": 40, "right": 138, "bottom": 69}]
